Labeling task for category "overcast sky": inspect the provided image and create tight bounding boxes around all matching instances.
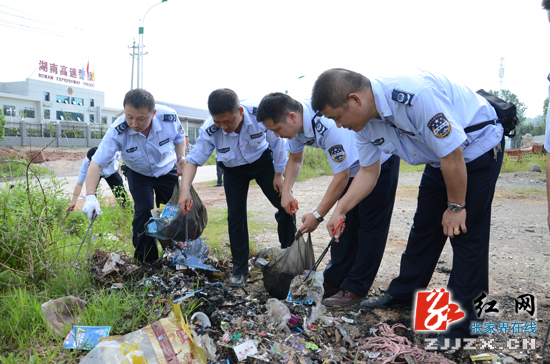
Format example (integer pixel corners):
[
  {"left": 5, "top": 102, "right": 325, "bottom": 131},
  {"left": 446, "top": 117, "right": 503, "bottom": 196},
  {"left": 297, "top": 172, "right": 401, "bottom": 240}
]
[{"left": 1, "top": 0, "right": 549, "bottom": 118}]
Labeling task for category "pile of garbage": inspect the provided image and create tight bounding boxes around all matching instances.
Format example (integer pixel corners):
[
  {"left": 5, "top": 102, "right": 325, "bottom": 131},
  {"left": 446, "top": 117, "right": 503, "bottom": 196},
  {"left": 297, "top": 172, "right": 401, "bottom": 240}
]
[
  {"left": 47, "top": 236, "right": 540, "bottom": 363},
  {"left": 65, "top": 239, "right": 455, "bottom": 363}
]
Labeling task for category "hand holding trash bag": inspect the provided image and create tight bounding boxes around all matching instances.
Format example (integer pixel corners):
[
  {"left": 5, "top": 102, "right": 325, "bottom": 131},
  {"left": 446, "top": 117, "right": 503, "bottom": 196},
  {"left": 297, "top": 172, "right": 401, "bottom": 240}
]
[
  {"left": 178, "top": 187, "right": 193, "bottom": 216},
  {"left": 82, "top": 195, "right": 101, "bottom": 220}
]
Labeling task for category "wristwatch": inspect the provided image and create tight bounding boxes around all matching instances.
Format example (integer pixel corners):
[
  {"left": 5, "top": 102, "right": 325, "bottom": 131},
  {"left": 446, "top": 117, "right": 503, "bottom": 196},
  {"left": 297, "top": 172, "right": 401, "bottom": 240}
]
[
  {"left": 177, "top": 156, "right": 185, "bottom": 162},
  {"left": 313, "top": 210, "right": 324, "bottom": 223},
  {"left": 447, "top": 201, "right": 466, "bottom": 212}
]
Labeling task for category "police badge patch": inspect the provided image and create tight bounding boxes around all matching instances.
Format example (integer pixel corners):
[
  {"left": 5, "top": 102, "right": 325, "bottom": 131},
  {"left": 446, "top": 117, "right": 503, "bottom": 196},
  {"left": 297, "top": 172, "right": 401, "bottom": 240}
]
[
  {"left": 218, "top": 147, "right": 230, "bottom": 153},
  {"left": 427, "top": 113, "right": 451, "bottom": 138},
  {"left": 126, "top": 147, "right": 137, "bottom": 153},
  {"left": 328, "top": 144, "right": 346, "bottom": 162},
  {"left": 159, "top": 138, "right": 170, "bottom": 146},
  {"left": 391, "top": 90, "right": 414, "bottom": 105},
  {"left": 250, "top": 132, "right": 262, "bottom": 139},
  {"left": 206, "top": 124, "right": 219, "bottom": 136},
  {"left": 373, "top": 138, "right": 385, "bottom": 146},
  {"left": 115, "top": 121, "right": 129, "bottom": 134}
]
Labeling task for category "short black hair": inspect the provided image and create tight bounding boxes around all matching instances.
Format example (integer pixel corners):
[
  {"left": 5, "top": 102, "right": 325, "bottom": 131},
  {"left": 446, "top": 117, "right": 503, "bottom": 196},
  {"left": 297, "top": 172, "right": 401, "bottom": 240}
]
[
  {"left": 87, "top": 147, "right": 98, "bottom": 161},
  {"left": 256, "top": 92, "right": 301, "bottom": 124},
  {"left": 207, "top": 89, "right": 240, "bottom": 116},
  {"left": 543, "top": 0, "right": 550, "bottom": 10},
  {"left": 123, "top": 88, "right": 155, "bottom": 112},
  {"left": 311, "top": 68, "right": 371, "bottom": 112}
]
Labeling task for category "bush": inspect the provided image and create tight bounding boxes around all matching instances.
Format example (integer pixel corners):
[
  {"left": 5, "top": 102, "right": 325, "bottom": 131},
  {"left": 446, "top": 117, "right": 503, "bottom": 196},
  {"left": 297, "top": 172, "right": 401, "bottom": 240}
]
[
  {"left": 0, "top": 110, "right": 5, "bottom": 142},
  {"left": 61, "top": 129, "right": 85, "bottom": 138},
  {"left": 0, "top": 172, "right": 68, "bottom": 278},
  {"left": 4, "top": 128, "right": 19, "bottom": 137}
]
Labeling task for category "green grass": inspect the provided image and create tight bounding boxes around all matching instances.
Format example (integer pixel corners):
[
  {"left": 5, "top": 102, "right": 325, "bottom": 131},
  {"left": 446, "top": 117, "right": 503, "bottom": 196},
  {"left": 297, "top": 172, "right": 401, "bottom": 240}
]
[
  {"left": 0, "top": 156, "right": 50, "bottom": 180},
  {"left": 396, "top": 154, "right": 549, "bottom": 175},
  {"left": 204, "top": 150, "right": 217, "bottom": 166},
  {"left": 399, "top": 160, "right": 425, "bottom": 173},
  {"left": 501, "top": 153, "right": 547, "bottom": 174},
  {"left": 295, "top": 148, "right": 333, "bottom": 182}
]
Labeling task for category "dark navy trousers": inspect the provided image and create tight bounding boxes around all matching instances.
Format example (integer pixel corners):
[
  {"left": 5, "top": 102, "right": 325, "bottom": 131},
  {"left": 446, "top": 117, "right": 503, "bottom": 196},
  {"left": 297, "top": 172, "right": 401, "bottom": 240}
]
[
  {"left": 387, "top": 139, "right": 504, "bottom": 337},
  {"left": 126, "top": 167, "right": 178, "bottom": 263},
  {"left": 222, "top": 149, "right": 296, "bottom": 275},
  {"left": 324, "top": 155, "right": 400, "bottom": 297}
]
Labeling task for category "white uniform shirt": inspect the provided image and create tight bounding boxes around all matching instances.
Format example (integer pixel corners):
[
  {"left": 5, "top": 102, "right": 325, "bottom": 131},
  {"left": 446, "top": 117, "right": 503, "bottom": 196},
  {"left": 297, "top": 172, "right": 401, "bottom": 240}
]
[
  {"left": 92, "top": 105, "right": 184, "bottom": 177},
  {"left": 287, "top": 100, "right": 369, "bottom": 177},
  {"left": 186, "top": 100, "right": 288, "bottom": 173},
  {"left": 356, "top": 70, "right": 504, "bottom": 168},
  {"left": 77, "top": 152, "right": 120, "bottom": 184}
]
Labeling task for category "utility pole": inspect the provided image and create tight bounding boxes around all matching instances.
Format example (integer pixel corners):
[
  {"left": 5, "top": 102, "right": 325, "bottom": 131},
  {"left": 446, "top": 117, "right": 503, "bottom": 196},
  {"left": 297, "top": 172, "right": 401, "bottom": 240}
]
[
  {"left": 128, "top": 39, "right": 138, "bottom": 89},
  {"left": 499, "top": 57, "right": 505, "bottom": 97}
]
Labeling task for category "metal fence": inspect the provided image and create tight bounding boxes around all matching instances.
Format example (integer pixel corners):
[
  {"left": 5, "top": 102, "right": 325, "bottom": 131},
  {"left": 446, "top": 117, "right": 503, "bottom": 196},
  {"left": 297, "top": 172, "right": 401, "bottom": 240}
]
[
  {"left": 4, "top": 122, "right": 20, "bottom": 137},
  {"left": 60, "top": 123, "right": 86, "bottom": 139},
  {"left": 26, "top": 123, "right": 58, "bottom": 138},
  {"left": 90, "top": 125, "right": 107, "bottom": 139}
]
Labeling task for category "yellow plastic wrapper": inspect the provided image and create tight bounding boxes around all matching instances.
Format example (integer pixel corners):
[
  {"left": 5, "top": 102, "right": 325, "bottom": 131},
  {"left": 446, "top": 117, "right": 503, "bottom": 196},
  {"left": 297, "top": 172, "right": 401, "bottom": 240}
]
[
  {"left": 80, "top": 302, "right": 207, "bottom": 364},
  {"left": 470, "top": 353, "right": 494, "bottom": 362}
]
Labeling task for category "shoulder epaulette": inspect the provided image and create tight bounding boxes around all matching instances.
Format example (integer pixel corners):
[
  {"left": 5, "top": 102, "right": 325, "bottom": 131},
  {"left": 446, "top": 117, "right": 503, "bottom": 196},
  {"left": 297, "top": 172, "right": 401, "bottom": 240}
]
[
  {"left": 162, "top": 114, "right": 178, "bottom": 122},
  {"left": 314, "top": 120, "right": 328, "bottom": 136},
  {"left": 391, "top": 90, "right": 414, "bottom": 106},
  {"left": 206, "top": 124, "right": 219, "bottom": 136},
  {"left": 115, "top": 121, "right": 129, "bottom": 134}
]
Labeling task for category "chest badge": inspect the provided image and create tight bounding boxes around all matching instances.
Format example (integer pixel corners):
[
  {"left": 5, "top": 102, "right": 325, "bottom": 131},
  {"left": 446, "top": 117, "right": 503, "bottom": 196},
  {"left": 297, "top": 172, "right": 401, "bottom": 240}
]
[
  {"left": 428, "top": 113, "right": 451, "bottom": 138},
  {"left": 328, "top": 144, "right": 346, "bottom": 162},
  {"left": 373, "top": 138, "right": 385, "bottom": 146}
]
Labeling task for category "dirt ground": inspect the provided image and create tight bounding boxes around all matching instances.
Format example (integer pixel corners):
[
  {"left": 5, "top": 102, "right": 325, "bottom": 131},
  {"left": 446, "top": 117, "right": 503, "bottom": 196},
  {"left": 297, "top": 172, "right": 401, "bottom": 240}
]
[{"left": 6, "top": 146, "right": 550, "bottom": 362}]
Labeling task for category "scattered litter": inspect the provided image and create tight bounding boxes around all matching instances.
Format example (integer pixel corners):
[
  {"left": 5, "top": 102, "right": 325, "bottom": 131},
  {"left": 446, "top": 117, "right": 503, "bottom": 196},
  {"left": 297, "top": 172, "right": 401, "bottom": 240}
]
[
  {"left": 41, "top": 296, "right": 87, "bottom": 336},
  {"left": 341, "top": 316, "right": 354, "bottom": 324},
  {"left": 191, "top": 312, "right": 212, "bottom": 327},
  {"left": 234, "top": 340, "right": 258, "bottom": 361},
  {"left": 81, "top": 303, "right": 207, "bottom": 363},
  {"left": 471, "top": 353, "right": 495, "bottom": 362},
  {"left": 63, "top": 326, "right": 111, "bottom": 350}
]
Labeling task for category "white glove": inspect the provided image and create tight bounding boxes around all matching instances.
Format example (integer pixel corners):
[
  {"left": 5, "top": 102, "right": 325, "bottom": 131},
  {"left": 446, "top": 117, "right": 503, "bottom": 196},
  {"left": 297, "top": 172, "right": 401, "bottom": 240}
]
[{"left": 82, "top": 194, "right": 101, "bottom": 220}]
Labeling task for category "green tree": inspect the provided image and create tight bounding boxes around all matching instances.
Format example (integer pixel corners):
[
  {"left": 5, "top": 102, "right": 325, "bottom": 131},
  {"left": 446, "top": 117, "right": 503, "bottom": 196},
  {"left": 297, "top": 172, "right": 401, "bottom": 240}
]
[
  {"left": 489, "top": 89, "right": 528, "bottom": 148},
  {"left": 0, "top": 110, "right": 5, "bottom": 141}
]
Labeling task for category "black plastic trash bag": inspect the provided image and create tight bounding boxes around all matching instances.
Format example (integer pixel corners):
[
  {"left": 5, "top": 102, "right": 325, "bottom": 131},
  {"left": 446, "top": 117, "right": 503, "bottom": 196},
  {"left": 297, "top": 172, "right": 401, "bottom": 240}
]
[
  {"left": 252, "top": 231, "right": 315, "bottom": 300},
  {"left": 144, "top": 181, "right": 208, "bottom": 247}
]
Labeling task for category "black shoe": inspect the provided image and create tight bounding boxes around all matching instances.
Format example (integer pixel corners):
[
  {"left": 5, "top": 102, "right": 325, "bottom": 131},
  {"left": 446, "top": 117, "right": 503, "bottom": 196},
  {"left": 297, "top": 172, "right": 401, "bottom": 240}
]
[
  {"left": 229, "top": 273, "right": 249, "bottom": 287},
  {"left": 213, "top": 183, "right": 223, "bottom": 187},
  {"left": 360, "top": 293, "right": 410, "bottom": 309}
]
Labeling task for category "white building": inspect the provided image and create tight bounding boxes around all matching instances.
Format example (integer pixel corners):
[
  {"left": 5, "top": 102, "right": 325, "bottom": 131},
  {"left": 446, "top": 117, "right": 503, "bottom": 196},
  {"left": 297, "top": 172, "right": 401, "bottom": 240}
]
[
  {"left": 0, "top": 78, "right": 119, "bottom": 126},
  {"left": 1, "top": 76, "right": 209, "bottom": 147}
]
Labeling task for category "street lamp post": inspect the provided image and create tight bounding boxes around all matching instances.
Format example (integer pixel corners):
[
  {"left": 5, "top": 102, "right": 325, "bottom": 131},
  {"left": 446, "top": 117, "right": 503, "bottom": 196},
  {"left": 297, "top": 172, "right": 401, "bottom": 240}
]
[{"left": 138, "top": 0, "right": 168, "bottom": 89}]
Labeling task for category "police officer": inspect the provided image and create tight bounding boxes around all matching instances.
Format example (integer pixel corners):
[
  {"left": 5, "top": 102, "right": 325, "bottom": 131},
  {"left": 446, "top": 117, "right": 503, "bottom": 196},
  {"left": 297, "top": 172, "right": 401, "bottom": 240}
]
[
  {"left": 543, "top": 0, "right": 550, "bottom": 231},
  {"left": 179, "top": 88, "right": 295, "bottom": 287},
  {"left": 82, "top": 88, "right": 186, "bottom": 263},
  {"left": 312, "top": 68, "right": 505, "bottom": 347},
  {"left": 67, "top": 148, "right": 127, "bottom": 212},
  {"left": 256, "top": 92, "right": 399, "bottom": 307}
]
